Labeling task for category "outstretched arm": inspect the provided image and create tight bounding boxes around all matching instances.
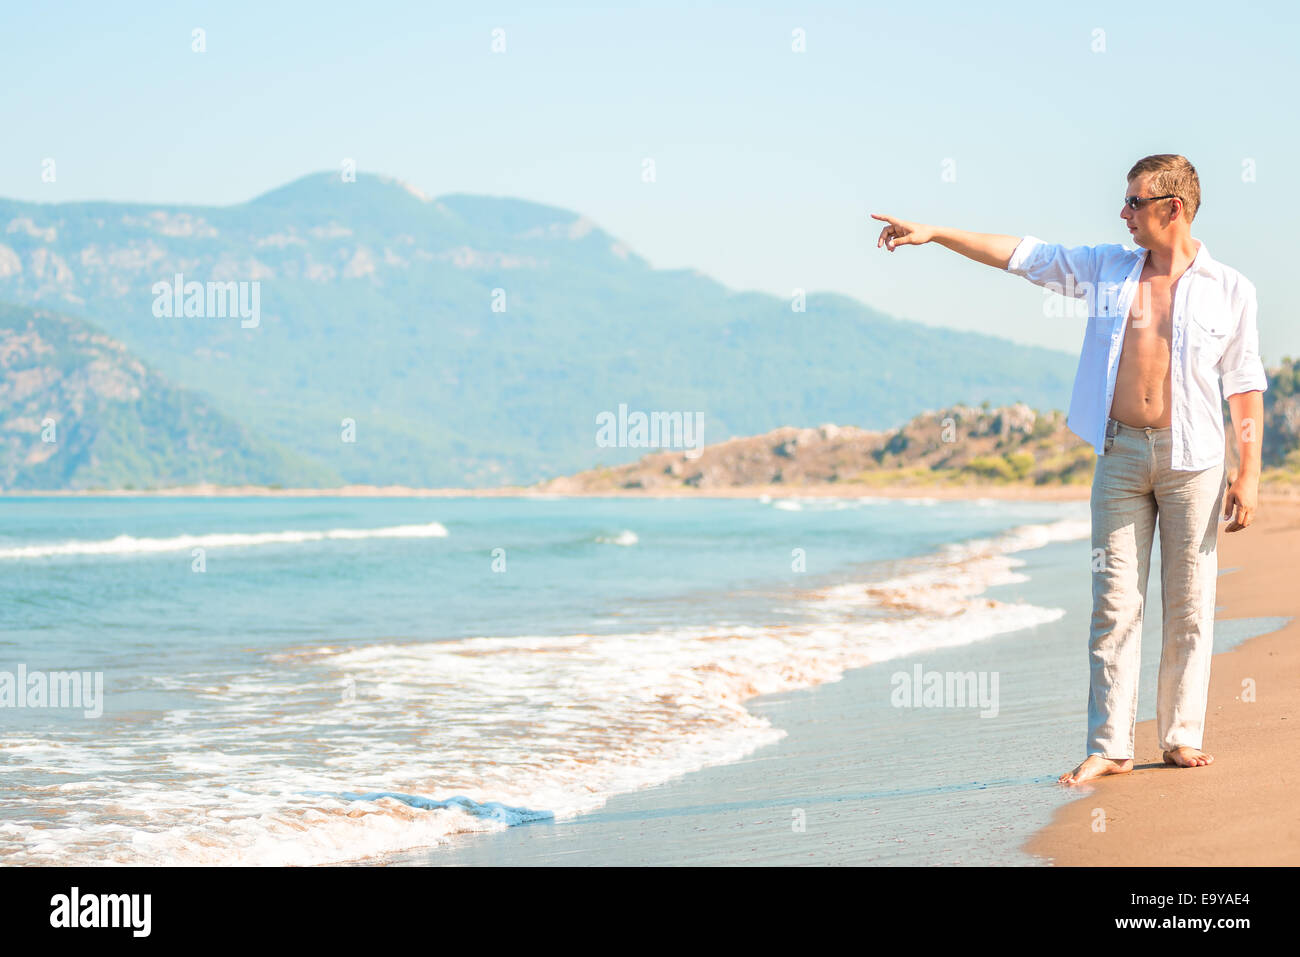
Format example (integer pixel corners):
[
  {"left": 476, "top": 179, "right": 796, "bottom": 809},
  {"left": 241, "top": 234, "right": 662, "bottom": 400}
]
[{"left": 872, "top": 214, "right": 1022, "bottom": 269}]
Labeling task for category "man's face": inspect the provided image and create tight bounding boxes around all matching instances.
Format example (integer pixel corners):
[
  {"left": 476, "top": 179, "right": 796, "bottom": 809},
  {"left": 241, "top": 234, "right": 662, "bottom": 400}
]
[{"left": 1121, "top": 173, "right": 1177, "bottom": 248}]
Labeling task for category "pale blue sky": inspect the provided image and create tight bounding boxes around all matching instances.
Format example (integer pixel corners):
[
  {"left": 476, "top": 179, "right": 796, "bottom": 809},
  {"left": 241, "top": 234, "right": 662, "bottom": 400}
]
[{"left": 3, "top": 0, "right": 1296, "bottom": 358}]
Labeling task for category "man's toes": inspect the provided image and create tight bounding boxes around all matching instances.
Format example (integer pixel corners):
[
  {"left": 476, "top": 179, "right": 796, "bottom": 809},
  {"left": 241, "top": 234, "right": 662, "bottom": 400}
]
[{"left": 1165, "top": 748, "right": 1212, "bottom": 768}]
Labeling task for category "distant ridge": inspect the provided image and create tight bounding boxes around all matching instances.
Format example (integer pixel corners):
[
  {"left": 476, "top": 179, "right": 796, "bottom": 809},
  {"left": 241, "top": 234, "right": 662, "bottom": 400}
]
[{"left": 540, "top": 370, "right": 1300, "bottom": 492}]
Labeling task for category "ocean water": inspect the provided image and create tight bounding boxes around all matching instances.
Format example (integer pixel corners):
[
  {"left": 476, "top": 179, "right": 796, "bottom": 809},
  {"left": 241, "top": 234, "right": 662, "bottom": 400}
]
[{"left": 0, "top": 494, "right": 1094, "bottom": 865}]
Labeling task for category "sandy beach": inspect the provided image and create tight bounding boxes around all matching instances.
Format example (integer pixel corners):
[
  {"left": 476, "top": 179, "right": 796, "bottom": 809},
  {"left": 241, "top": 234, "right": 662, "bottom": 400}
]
[{"left": 1026, "top": 491, "right": 1300, "bottom": 866}]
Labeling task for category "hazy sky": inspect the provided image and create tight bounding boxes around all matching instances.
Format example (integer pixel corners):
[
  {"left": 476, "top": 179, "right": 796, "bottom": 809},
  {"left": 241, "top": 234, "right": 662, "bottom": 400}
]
[{"left": 4, "top": 0, "right": 1296, "bottom": 359}]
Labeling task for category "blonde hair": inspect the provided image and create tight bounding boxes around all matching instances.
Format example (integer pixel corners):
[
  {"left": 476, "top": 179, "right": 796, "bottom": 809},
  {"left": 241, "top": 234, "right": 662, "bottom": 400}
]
[{"left": 1127, "top": 154, "right": 1201, "bottom": 223}]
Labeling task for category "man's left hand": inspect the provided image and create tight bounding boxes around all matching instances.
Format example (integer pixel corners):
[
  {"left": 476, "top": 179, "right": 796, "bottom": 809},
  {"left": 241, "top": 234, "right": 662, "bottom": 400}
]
[{"left": 1223, "top": 474, "right": 1259, "bottom": 532}]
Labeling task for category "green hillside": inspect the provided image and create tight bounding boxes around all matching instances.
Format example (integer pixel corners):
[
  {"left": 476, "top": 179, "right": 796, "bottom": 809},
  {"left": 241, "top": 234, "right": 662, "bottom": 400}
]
[
  {"left": 0, "top": 172, "right": 1080, "bottom": 487},
  {"left": 0, "top": 303, "right": 339, "bottom": 490}
]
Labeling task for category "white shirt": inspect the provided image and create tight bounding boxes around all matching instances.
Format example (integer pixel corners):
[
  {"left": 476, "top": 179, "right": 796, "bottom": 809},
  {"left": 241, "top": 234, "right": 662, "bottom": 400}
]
[{"left": 1005, "top": 236, "right": 1268, "bottom": 470}]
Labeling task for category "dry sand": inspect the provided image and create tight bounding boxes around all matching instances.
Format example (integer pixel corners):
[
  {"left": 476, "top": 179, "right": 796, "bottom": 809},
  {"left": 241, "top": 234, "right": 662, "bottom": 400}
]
[{"left": 1026, "top": 491, "right": 1300, "bottom": 865}]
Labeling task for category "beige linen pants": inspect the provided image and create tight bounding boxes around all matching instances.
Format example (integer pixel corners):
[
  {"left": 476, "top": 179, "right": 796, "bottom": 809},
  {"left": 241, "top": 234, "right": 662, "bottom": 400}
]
[{"left": 1088, "top": 416, "right": 1227, "bottom": 758}]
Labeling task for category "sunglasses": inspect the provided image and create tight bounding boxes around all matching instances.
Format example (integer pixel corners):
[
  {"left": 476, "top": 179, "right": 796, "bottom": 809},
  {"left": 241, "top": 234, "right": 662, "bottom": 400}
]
[{"left": 1124, "top": 193, "right": 1178, "bottom": 210}]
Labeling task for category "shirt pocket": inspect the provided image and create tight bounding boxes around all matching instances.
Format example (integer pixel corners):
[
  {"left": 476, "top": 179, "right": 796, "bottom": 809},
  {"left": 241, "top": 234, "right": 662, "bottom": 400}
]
[{"left": 1187, "top": 309, "right": 1231, "bottom": 365}]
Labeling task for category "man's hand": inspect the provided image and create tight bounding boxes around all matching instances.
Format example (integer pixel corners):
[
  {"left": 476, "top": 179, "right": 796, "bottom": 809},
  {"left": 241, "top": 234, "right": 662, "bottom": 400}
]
[
  {"left": 1223, "top": 473, "right": 1258, "bottom": 532},
  {"left": 872, "top": 214, "right": 934, "bottom": 251},
  {"left": 870, "top": 216, "right": 1021, "bottom": 268},
  {"left": 1224, "top": 391, "right": 1264, "bottom": 533}
]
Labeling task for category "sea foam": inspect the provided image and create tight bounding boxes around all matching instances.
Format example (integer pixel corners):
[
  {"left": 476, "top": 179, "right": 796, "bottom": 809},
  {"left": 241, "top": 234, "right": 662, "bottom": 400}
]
[
  {"left": 0, "top": 515, "right": 1088, "bottom": 866},
  {"left": 0, "top": 522, "right": 449, "bottom": 559}
]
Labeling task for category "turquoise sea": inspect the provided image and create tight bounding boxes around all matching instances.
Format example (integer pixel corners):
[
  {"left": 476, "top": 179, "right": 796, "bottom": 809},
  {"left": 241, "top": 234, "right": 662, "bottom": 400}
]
[{"left": 0, "top": 493, "right": 1135, "bottom": 864}]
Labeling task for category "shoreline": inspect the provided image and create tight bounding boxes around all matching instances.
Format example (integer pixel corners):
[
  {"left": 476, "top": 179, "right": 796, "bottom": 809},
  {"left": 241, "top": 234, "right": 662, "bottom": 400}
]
[
  {"left": 8, "top": 486, "right": 1096, "bottom": 865},
  {"left": 7, "top": 485, "right": 1295, "bottom": 864},
  {"left": 2, "top": 482, "right": 1097, "bottom": 501},
  {"left": 366, "top": 490, "right": 1298, "bottom": 867},
  {"left": 1025, "top": 490, "right": 1300, "bottom": 865},
  {"left": 369, "top": 506, "right": 1096, "bottom": 866},
  {"left": 8, "top": 480, "right": 1300, "bottom": 503}
]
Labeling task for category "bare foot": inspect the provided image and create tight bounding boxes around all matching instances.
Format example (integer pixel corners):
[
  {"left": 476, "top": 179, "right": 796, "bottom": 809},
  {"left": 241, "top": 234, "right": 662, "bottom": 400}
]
[
  {"left": 1058, "top": 754, "right": 1133, "bottom": 786},
  {"left": 1163, "top": 746, "right": 1214, "bottom": 768}
]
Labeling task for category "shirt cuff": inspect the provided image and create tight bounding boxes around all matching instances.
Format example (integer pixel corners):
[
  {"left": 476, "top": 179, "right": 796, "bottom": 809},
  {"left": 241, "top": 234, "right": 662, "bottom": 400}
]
[
  {"left": 1222, "top": 363, "right": 1269, "bottom": 398},
  {"left": 1004, "top": 235, "right": 1042, "bottom": 274}
]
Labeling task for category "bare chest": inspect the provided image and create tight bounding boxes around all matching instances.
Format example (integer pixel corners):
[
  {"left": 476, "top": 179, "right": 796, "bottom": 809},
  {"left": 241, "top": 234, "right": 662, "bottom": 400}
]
[{"left": 1120, "top": 270, "right": 1175, "bottom": 360}]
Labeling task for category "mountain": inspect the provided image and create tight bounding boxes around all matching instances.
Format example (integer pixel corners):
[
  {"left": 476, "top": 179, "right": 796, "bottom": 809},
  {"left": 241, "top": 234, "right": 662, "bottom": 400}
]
[
  {"left": 0, "top": 302, "right": 339, "bottom": 490},
  {"left": 0, "top": 172, "right": 1080, "bottom": 487}
]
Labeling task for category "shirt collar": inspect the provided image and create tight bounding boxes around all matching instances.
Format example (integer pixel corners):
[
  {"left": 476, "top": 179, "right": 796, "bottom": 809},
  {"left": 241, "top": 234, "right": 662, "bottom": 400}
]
[
  {"left": 1189, "top": 239, "right": 1218, "bottom": 278},
  {"left": 1134, "top": 239, "right": 1218, "bottom": 279}
]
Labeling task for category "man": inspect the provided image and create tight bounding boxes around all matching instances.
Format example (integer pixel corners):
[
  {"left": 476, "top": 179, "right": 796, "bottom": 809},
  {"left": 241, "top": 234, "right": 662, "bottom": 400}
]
[{"left": 872, "top": 154, "right": 1267, "bottom": 786}]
